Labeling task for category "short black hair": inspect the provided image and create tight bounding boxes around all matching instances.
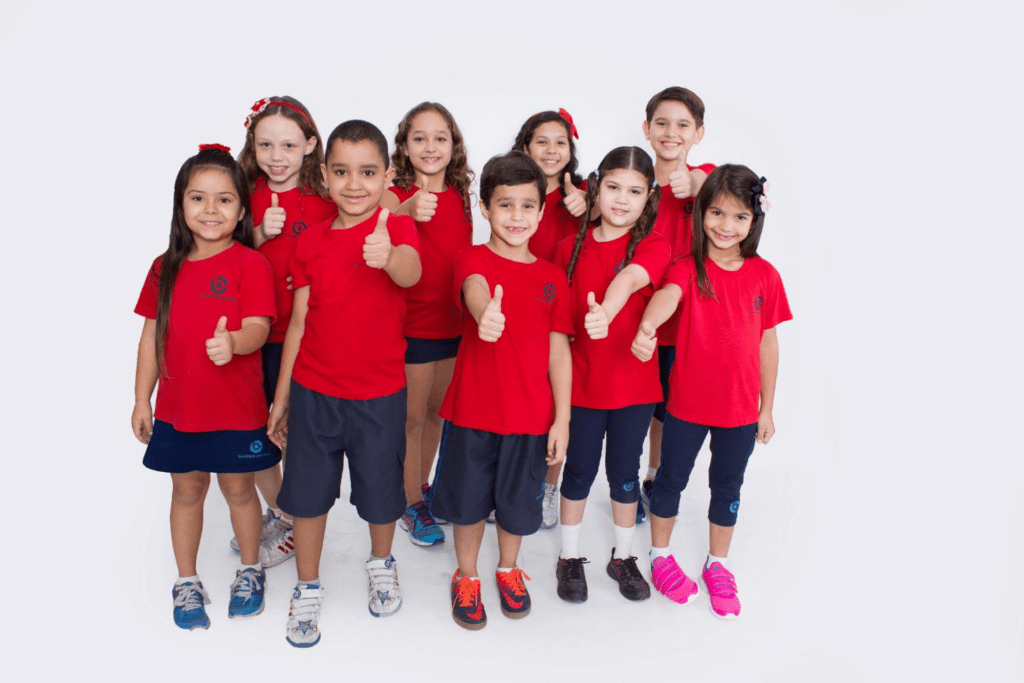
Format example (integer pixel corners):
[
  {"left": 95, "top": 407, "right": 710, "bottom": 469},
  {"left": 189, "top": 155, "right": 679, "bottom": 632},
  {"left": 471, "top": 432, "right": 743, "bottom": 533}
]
[
  {"left": 325, "top": 120, "right": 390, "bottom": 169},
  {"left": 479, "top": 151, "right": 546, "bottom": 208}
]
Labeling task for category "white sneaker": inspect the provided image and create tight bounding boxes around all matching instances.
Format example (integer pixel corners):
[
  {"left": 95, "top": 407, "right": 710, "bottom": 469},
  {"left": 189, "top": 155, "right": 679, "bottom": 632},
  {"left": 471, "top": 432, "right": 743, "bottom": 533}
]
[
  {"left": 541, "top": 482, "right": 558, "bottom": 529},
  {"left": 366, "top": 556, "right": 402, "bottom": 617},
  {"left": 229, "top": 507, "right": 275, "bottom": 551},
  {"left": 259, "top": 516, "right": 296, "bottom": 568},
  {"left": 286, "top": 583, "right": 322, "bottom": 648}
]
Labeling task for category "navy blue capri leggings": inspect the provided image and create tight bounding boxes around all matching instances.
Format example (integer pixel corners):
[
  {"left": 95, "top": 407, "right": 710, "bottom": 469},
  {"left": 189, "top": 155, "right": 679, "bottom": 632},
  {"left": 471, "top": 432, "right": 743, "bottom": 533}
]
[
  {"left": 561, "top": 404, "right": 656, "bottom": 505},
  {"left": 649, "top": 414, "right": 757, "bottom": 527}
]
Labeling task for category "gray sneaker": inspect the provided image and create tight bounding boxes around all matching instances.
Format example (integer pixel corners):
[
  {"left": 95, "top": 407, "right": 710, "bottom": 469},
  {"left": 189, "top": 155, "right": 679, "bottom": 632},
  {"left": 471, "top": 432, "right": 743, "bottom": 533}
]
[{"left": 540, "top": 483, "right": 558, "bottom": 529}]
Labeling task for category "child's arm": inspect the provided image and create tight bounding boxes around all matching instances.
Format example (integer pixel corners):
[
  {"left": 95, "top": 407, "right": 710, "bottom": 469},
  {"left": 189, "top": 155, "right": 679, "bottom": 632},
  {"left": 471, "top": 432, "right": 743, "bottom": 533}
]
[
  {"left": 254, "top": 193, "right": 286, "bottom": 248},
  {"left": 584, "top": 264, "right": 652, "bottom": 339},
  {"left": 381, "top": 175, "right": 437, "bottom": 222},
  {"left": 757, "top": 326, "right": 779, "bottom": 444},
  {"left": 547, "top": 331, "right": 571, "bottom": 465},
  {"left": 463, "top": 275, "right": 504, "bottom": 342},
  {"left": 132, "top": 318, "right": 157, "bottom": 443},
  {"left": 668, "top": 158, "right": 710, "bottom": 199},
  {"left": 364, "top": 208, "right": 422, "bottom": 287},
  {"left": 205, "top": 316, "right": 272, "bottom": 366},
  {"left": 631, "top": 283, "right": 683, "bottom": 361},
  {"left": 267, "top": 286, "right": 309, "bottom": 448}
]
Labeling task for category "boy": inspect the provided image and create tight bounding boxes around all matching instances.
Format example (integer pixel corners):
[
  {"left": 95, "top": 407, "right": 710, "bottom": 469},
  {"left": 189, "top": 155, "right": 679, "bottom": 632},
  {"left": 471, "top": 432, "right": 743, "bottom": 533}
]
[
  {"left": 431, "top": 151, "right": 573, "bottom": 630},
  {"left": 267, "top": 120, "right": 422, "bottom": 648},
  {"left": 639, "top": 87, "right": 716, "bottom": 522}
]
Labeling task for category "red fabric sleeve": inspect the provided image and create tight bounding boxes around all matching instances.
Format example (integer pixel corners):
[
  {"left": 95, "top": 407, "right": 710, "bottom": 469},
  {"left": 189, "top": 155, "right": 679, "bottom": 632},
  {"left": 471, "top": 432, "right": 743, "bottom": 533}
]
[{"left": 134, "top": 257, "right": 161, "bottom": 319}]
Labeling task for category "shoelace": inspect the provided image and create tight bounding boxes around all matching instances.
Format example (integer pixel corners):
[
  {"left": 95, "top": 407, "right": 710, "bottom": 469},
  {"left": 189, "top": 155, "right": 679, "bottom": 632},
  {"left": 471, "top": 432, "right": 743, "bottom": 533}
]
[
  {"left": 173, "top": 583, "right": 210, "bottom": 611},
  {"left": 543, "top": 485, "right": 557, "bottom": 507},
  {"left": 498, "top": 568, "right": 531, "bottom": 596},
  {"left": 412, "top": 501, "right": 437, "bottom": 529},
  {"left": 705, "top": 566, "right": 737, "bottom": 597},
  {"left": 454, "top": 577, "right": 480, "bottom": 608},
  {"left": 230, "top": 570, "right": 262, "bottom": 600},
  {"left": 619, "top": 557, "right": 645, "bottom": 583},
  {"left": 564, "top": 557, "right": 589, "bottom": 580}
]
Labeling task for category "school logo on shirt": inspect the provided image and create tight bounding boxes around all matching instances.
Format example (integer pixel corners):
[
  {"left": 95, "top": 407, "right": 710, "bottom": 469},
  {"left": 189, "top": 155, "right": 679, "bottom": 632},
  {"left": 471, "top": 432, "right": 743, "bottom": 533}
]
[
  {"left": 536, "top": 282, "right": 556, "bottom": 304},
  {"left": 291, "top": 220, "right": 307, "bottom": 237},
  {"left": 683, "top": 199, "right": 694, "bottom": 216},
  {"left": 201, "top": 276, "right": 237, "bottom": 302},
  {"left": 748, "top": 295, "right": 765, "bottom": 315},
  {"left": 614, "top": 258, "right": 626, "bottom": 275}
]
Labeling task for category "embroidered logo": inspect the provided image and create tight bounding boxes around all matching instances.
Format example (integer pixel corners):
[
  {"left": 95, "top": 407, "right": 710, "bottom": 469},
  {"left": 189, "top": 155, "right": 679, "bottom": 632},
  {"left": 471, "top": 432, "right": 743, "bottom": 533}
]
[
  {"left": 291, "top": 220, "right": 307, "bottom": 237},
  {"left": 211, "top": 277, "right": 228, "bottom": 294},
  {"left": 614, "top": 258, "right": 626, "bottom": 275},
  {"left": 729, "top": 501, "right": 740, "bottom": 514},
  {"left": 623, "top": 482, "right": 635, "bottom": 492},
  {"left": 683, "top": 199, "right": 694, "bottom": 216},
  {"left": 543, "top": 283, "right": 556, "bottom": 300},
  {"left": 249, "top": 440, "right": 264, "bottom": 454},
  {"left": 754, "top": 295, "right": 763, "bottom": 311}
]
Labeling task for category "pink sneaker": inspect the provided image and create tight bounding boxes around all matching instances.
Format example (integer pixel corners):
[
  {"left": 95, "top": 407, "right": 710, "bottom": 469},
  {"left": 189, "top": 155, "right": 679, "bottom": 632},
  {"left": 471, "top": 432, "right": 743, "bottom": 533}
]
[
  {"left": 651, "top": 555, "right": 699, "bottom": 604},
  {"left": 702, "top": 562, "right": 741, "bottom": 619}
]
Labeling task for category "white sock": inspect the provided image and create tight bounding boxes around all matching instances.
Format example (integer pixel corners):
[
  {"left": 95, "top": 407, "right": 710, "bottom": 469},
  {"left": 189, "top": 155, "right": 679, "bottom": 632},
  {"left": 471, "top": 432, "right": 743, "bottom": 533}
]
[
  {"left": 613, "top": 524, "right": 635, "bottom": 559},
  {"left": 646, "top": 467, "right": 658, "bottom": 480},
  {"left": 496, "top": 566, "right": 515, "bottom": 574},
  {"left": 706, "top": 553, "right": 727, "bottom": 569},
  {"left": 297, "top": 577, "right": 321, "bottom": 588},
  {"left": 240, "top": 563, "right": 263, "bottom": 572},
  {"left": 650, "top": 546, "right": 672, "bottom": 561},
  {"left": 560, "top": 522, "right": 582, "bottom": 559},
  {"left": 369, "top": 553, "right": 391, "bottom": 562},
  {"left": 176, "top": 574, "right": 200, "bottom": 585}
]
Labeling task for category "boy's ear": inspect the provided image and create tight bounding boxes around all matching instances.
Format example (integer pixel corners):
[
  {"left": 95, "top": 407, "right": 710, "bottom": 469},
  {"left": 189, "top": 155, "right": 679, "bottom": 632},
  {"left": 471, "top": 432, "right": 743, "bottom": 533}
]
[
  {"left": 384, "top": 166, "right": 396, "bottom": 184},
  {"left": 320, "top": 162, "right": 328, "bottom": 185},
  {"left": 641, "top": 120, "right": 650, "bottom": 141},
  {"left": 537, "top": 203, "right": 545, "bottom": 223},
  {"left": 694, "top": 125, "right": 705, "bottom": 145},
  {"left": 478, "top": 198, "right": 490, "bottom": 221}
]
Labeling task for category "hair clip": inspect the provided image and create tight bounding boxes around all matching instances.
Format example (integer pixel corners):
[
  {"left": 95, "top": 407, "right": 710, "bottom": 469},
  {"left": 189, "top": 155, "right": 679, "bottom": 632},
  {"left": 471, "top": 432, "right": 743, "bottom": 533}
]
[
  {"left": 557, "top": 108, "right": 579, "bottom": 139},
  {"left": 199, "top": 143, "right": 231, "bottom": 153},
  {"left": 752, "top": 176, "right": 771, "bottom": 215}
]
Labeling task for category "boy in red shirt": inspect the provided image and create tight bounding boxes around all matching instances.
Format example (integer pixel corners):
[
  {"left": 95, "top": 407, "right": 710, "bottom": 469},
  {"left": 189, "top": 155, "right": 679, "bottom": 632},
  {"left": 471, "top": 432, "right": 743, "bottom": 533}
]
[
  {"left": 431, "top": 151, "right": 573, "bottom": 630},
  {"left": 267, "top": 120, "right": 422, "bottom": 648}
]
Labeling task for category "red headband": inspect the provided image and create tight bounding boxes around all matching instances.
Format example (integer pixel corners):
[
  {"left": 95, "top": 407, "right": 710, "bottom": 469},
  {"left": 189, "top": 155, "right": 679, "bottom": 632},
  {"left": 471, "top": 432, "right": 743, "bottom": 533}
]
[
  {"left": 557, "top": 107, "right": 579, "bottom": 140},
  {"left": 199, "top": 143, "right": 231, "bottom": 153},
  {"left": 244, "top": 98, "right": 312, "bottom": 129}
]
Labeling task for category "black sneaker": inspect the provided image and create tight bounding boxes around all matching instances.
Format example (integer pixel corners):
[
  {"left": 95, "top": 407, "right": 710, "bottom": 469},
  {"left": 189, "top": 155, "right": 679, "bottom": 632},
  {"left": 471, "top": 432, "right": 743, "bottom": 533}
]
[
  {"left": 451, "top": 570, "right": 487, "bottom": 630},
  {"left": 556, "top": 557, "right": 589, "bottom": 603},
  {"left": 606, "top": 549, "right": 651, "bottom": 601}
]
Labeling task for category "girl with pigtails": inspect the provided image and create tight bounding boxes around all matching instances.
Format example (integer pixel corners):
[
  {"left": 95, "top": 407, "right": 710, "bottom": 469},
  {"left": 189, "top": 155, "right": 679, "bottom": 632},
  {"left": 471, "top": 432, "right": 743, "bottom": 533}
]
[{"left": 552, "top": 146, "right": 671, "bottom": 603}]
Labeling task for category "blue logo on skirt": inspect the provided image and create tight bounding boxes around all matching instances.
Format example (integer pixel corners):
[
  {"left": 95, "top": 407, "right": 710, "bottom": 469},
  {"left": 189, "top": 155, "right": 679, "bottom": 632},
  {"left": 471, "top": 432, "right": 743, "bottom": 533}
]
[
  {"left": 249, "top": 440, "right": 264, "bottom": 454},
  {"left": 623, "top": 482, "right": 635, "bottom": 491}
]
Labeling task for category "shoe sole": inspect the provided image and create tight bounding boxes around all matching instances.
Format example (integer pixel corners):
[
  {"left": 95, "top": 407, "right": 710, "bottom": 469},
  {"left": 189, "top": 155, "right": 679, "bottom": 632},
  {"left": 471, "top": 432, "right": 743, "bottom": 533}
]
[
  {"left": 176, "top": 620, "right": 210, "bottom": 630},
  {"left": 499, "top": 604, "right": 531, "bottom": 618},
  {"left": 368, "top": 600, "right": 402, "bottom": 618},
  {"left": 286, "top": 633, "right": 321, "bottom": 648},
  {"left": 701, "top": 576, "right": 739, "bottom": 619},
  {"left": 607, "top": 564, "right": 651, "bottom": 601},
  {"left": 398, "top": 518, "right": 444, "bottom": 547},
  {"left": 556, "top": 589, "right": 587, "bottom": 603},
  {"left": 453, "top": 615, "right": 487, "bottom": 630},
  {"left": 539, "top": 520, "right": 557, "bottom": 529}
]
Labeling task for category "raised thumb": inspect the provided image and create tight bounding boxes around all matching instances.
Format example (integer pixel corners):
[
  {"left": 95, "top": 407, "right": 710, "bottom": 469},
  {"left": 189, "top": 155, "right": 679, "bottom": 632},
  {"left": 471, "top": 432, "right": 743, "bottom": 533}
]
[
  {"left": 492, "top": 284, "right": 503, "bottom": 308},
  {"left": 375, "top": 207, "right": 390, "bottom": 232},
  {"left": 587, "top": 291, "right": 597, "bottom": 309},
  {"left": 271, "top": 193, "right": 279, "bottom": 208},
  {"left": 215, "top": 316, "right": 228, "bottom": 335},
  {"left": 564, "top": 172, "right": 574, "bottom": 194}
]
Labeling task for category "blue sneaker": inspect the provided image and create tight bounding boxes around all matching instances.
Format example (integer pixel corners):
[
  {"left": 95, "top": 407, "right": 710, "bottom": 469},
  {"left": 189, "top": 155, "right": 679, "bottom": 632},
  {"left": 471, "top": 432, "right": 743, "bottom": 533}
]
[
  {"left": 422, "top": 483, "right": 448, "bottom": 525},
  {"left": 399, "top": 500, "right": 444, "bottom": 547},
  {"left": 228, "top": 568, "right": 266, "bottom": 618},
  {"left": 172, "top": 581, "right": 211, "bottom": 630}
]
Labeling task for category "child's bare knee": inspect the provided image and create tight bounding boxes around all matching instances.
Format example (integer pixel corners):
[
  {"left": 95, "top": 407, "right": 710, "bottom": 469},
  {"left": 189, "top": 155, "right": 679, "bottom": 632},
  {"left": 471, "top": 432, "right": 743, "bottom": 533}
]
[{"left": 171, "top": 472, "right": 210, "bottom": 507}]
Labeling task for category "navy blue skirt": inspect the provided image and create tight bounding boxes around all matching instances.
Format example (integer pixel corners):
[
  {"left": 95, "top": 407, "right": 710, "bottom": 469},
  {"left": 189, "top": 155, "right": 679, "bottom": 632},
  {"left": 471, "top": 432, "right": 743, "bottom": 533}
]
[{"left": 143, "top": 420, "right": 282, "bottom": 474}]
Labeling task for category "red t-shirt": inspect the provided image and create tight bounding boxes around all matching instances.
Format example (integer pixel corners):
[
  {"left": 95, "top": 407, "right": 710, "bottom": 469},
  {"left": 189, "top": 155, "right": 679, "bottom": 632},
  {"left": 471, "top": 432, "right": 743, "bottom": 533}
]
[
  {"left": 530, "top": 182, "right": 586, "bottom": 264},
  {"left": 556, "top": 229, "right": 671, "bottom": 409},
  {"left": 440, "top": 245, "right": 574, "bottom": 435},
  {"left": 390, "top": 184, "right": 473, "bottom": 339},
  {"left": 134, "top": 242, "right": 276, "bottom": 432},
  {"left": 664, "top": 255, "right": 792, "bottom": 428},
  {"left": 251, "top": 180, "right": 338, "bottom": 343},
  {"left": 289, "top": 208, "right": 420, "bottom": 400},
  {"left": 653, "top": 162, "right": 716, "bottom": 346}
]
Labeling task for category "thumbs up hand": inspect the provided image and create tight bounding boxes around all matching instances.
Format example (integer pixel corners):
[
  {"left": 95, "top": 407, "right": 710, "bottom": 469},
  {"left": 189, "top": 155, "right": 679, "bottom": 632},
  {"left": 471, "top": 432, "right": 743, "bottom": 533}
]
[
  {"left": 631, "top": 321, "right": 657, "bottom": 362},
  {"left": 583, "top": 291, "right": 609, "bottom": 340},
  {"left": 478, "top": 284, "right": 505, "bottom": 342},
  {"left": 260, "top": 193, "right": 287, "bottom": 240},
  {"left": 668, "top": 156, "right": 694, "bottom": 199},
  {"left": 562, "top": 172, "right": 587, "bottom": 218},
  {"left": 363, "top": 208, "right": 394, "bottom": 268},
  {"left": 409, "top": 172, "right": 438, "bottom": 222},
  {"left": 206, "top": 316, "right": 234, "bottom": 365}
]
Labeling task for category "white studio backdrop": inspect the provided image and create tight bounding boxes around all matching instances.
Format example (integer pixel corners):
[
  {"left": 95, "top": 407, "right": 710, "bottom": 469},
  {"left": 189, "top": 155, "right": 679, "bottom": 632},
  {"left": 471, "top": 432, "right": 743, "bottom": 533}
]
[{"left": 1, "top": 0, "right": 1021, "bottom": 679}]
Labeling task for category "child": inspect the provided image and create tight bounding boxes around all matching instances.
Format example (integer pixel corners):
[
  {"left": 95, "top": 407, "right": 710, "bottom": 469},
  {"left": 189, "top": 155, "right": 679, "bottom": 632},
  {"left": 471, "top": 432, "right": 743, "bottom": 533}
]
[
  {"left": 266, "top": 120, "right": 421, "bottom": 648},
  {"left": 554, "top": 147, "right": 671, "bottom": 603},
  {"left": 631, "top": 165, "right": 791, "bottom": 619},
  {"left": 132, "top": 144, "right": 280, "bottom": 630},
  {"left": 639, "top": 87, "right": 717, "bottom": 523},
  {"left": 231, "top": 96, "right": 337, "bottom": 567},
  {"left": 431, "top": 151, "right": 572, "bottom": 630},
  {"left": 511, "top": 108, "right": 587, "bottom": 528},
  {"left": 381, "top": 102, "right": 474, "bottom": 547}
]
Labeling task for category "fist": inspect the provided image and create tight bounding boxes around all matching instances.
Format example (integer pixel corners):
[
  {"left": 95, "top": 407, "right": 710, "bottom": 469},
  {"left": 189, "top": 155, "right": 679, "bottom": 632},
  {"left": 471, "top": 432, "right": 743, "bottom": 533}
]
[
  {"left": 563, "top": 173, "right": 587, "bottom": 218},
  {"left": 631, "top": 322, "right": 657, "bottom": 362},
  {"left": 261, "top": 193, "right": 286, "bottom": 239},
  {"left": 206, "top": 316, "right": 234, "bottom": 365},
  {"left": 363, "top": 208, "right": 393, "bottom": 268},
  {"left": 479, "top": 284, "right": 505, "bottom": 342},
  {"left": 583, "top": 291, "right": 609, "bottom": 340}
]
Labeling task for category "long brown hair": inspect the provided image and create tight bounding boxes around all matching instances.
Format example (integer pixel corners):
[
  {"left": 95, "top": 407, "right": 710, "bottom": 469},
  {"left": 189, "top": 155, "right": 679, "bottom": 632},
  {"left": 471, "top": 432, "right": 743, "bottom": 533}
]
[
  {"left": 692, "top": 164, "right": 767, "bottom": 299},
  {"left": 238, "top": 96, "right": 326, "bottom": 197},
  {"left": 156, "top": 148, "right": 254, "bottom": 377},
  {"left": 512, "top": 110, "right": 584, "bottom": 204},
  {"left": 390, "top": 102, "right": 475, "bottom": 219},
  {"left": 565, "top": 147, "right": 659, "bottom": 284}
]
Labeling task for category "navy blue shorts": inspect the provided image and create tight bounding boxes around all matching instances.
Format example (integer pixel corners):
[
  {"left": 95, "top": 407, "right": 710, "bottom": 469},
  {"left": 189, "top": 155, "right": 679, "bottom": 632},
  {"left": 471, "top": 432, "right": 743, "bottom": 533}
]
[
  {"left": 652, "top": 346, "right": 675, "bottom": 422},
  {"left": 561, "top": 404, "right": 656, "bottom": 504},
  {"left": 261, "top": 342, "right": 284, "bottom": 406},
  {"left": 649, "top": 414, "right": 757, "bottom": 527},
  {"left": 430, "top": 422, "right": 547, "bottom": 536},
  {"left": 143, "top": 420, "right": 281, "bottom": 474},
  {"left": 276, "top": 380, "right": 407, "bottom": 522},
  {"left": 405, "top": 336, "right": 460, "bottom": 364}
]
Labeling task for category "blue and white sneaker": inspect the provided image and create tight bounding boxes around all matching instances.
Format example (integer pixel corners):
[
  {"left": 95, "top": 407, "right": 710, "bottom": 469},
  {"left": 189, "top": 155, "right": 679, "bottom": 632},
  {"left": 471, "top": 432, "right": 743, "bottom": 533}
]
[
  {"left": 366, "top": 555, "right": 402, "bottom": 617},
  {"left": 399, "top": 500, "right": 444, "bottom": 546},
  {"left": 228, "top": 567, "right": 266, "bottom": 618},
  {"left": 172, "top": 581, "right": 211, "bottom": 630},
  {"left": 286, "top": 583, "right": 323, "bottom": 648},
  {"left": 637, "top": 479, "right": 654, "bottom": 524}
]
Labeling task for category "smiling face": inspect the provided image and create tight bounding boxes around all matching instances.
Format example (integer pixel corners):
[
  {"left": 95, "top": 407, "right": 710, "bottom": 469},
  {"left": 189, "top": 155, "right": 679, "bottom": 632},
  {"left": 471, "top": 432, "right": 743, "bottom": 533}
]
[
  {"left": 480, "top": 183, "right": 543, "bottom": 258},
  {"left": 597, "top": 168, "right": 651, "bottom": 233},
  {"left": 321, "top": 138, "right": 394, "bottom": 227},
  {"left": 642, "top": 100, "right": 705, "bottom": 163},
  {"left": 525, "top": 120, "right": 571, "bottom": 184},
  {"left": 182, "top": 167, "right": 245, "bottom": 253},
  {"left": 703, "top": 192, "right": 752, "bottom": 257},
  {"left": 253, "top": 114, "right": 317, "bottom": 192},
  {"left": 405, "top": 110, "right": 453, "bottom": 183}
]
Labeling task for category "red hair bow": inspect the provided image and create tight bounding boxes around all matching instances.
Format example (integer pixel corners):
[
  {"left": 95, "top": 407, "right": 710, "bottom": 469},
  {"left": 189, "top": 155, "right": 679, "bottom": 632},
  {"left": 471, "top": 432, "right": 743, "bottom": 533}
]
[
  {"left": 558, "top": 108, "right": 579, "bottom": 140},
  {"left": 199, "top": 143, "right": 231, "bottom": 153}
]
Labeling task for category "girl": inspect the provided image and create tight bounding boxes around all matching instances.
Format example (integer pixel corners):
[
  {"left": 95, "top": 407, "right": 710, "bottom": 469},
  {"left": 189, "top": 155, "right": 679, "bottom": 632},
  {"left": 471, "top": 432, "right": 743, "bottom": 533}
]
[
  {"left": 131, "top": 144, "right": 280, "bottom": 630},
  {"left": 553, "top": 147, "right": 670, "bottom": 602},
  {"left": 233, "top": 96, "right": 336, "bottom": 566},
  {"left": 631, "top": 164, "right": 791, "bottom": 619},
  {"left": 511, "top": 108, "right": 588, "bottom": 528},
  {"left": 381, "top": 102, "right": 474, "bottom": 547}
]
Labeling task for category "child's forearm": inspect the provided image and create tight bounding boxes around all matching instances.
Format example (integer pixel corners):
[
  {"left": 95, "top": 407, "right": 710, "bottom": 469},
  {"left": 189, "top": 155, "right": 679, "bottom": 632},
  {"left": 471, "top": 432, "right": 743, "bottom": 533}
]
[
  {"left": 548, "top": 332, "right": 572, "bottom": 425},
  {"left": 602, "top": 264, "right": 651, "bottom": 324},
  {"left": 689, "top": 168, "right": 708, "bottom": 197},
  {"left": 640, "top": 284, "right": 682, "bottom": 330},
  {"left": 253, "top": 226, "right": 268, "bottom": 249},
  {"left": 229, "top": 318, "right": 272, "bottom": 356},
  {"left": 384, "top": 245, "right": 422, "bottom": 288},
  {"left": 759, "top": 327, "right": 779, "bottom": 414},
  {"left": 135, "top": 318, "right": 158, "bottom": 402},
  {"left": 462, "top": 274, "right": 492, "bottom": 324},
  {"left": 273, "top": 289, "right": 308, "bottom": 407}
]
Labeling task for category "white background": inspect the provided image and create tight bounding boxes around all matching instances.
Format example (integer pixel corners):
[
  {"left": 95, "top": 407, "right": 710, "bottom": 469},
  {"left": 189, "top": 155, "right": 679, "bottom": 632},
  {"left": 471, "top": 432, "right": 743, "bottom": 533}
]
[{"left": 1, "top": 0, "right": 1021, "bottom": 679}]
